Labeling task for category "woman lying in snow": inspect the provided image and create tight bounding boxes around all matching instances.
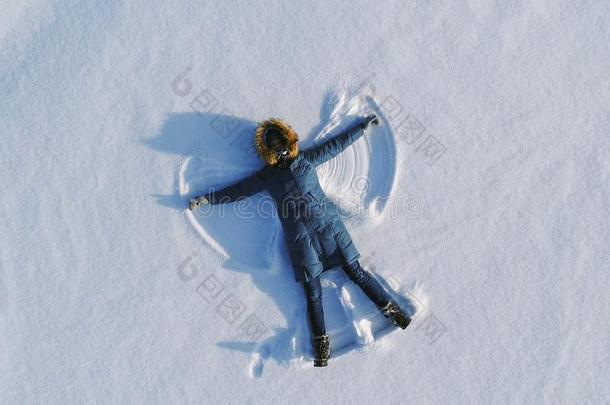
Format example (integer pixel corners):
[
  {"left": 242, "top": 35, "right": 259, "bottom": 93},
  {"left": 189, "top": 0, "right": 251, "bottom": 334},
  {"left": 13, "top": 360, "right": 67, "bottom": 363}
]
[{"left": 189, "top": 115, "right": 411, "bottom": 367}]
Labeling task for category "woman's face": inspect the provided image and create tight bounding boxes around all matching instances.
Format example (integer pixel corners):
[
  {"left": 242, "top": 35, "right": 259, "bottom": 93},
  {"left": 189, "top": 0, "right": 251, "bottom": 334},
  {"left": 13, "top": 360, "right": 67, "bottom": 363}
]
[{"left": 268, "top": 138, "right": 284, "bottom": 153}]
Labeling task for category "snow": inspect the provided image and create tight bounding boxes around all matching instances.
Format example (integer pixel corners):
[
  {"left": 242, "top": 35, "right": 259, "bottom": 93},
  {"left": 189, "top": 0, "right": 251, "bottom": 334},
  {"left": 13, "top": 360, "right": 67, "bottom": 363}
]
[{"left": 2, "top": 1, "right": 609, "bottom": 403}]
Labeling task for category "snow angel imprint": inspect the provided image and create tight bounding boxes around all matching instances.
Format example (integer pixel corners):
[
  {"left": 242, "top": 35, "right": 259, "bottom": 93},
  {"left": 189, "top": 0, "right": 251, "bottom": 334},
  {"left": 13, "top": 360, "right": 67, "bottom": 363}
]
[{"left": 189, "top": 115, "right": 411, "bottom": 367}]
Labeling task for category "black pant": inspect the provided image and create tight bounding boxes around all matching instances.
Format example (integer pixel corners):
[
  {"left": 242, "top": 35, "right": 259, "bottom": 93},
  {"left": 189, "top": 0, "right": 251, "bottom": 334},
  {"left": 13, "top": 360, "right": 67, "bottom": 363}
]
[{"left": 302, "top": 259, "right": 393, "bottom": 337}]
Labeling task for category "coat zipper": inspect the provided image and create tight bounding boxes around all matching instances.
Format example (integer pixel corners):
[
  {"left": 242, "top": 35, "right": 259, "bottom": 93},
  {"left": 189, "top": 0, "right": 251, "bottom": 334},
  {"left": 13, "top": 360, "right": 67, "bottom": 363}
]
[{"left": 286, "top": 167, "right": 322, "bottom": 255}]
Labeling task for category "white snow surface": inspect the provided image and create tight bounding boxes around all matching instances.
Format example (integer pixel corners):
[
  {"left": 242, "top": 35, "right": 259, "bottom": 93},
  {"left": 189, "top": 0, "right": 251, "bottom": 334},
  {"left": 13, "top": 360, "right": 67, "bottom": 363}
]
[{"left": 2, "top": 1, "right": 609, "bottom": 404}]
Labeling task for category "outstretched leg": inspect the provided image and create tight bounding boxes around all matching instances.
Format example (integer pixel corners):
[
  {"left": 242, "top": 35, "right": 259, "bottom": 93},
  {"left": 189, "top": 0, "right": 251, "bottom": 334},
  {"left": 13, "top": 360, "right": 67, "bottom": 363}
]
[
  {"left": 341, "top": 259, "right": 394, "bottom": 307},
  {"left": 302, "top": 275, "right": 330, "bottom": 366},
  {"left": 342, "top": 259, "right": 411, "bottom": 329},
  {"left": 302, "top": 275, "right": 326, "bottom": 337}
]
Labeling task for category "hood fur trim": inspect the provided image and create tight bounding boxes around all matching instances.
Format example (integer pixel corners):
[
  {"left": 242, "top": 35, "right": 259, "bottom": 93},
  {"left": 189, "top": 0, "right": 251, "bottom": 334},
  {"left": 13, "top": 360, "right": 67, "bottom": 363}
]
[{"left": 255, "top": 118, "right": 299, "bottom": 166}]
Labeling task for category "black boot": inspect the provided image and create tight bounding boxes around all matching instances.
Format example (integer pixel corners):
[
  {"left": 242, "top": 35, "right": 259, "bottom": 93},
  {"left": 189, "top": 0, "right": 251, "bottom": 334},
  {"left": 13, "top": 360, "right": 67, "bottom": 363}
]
[
  {"left": 379, "top": 301, "right": 411, "bottom": 329},
  {"left": 312, "top": 334, "right": 330, "bottom": 367}
]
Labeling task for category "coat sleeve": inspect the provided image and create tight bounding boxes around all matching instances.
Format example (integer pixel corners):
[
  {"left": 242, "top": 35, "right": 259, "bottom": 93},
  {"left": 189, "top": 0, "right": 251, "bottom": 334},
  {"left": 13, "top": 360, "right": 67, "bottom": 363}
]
[
  {"left": 301, "top": 120, "right": 367, "bottom": 166},
  {"left": 204, "top": 169, "right": 267, "bottom": 204}
]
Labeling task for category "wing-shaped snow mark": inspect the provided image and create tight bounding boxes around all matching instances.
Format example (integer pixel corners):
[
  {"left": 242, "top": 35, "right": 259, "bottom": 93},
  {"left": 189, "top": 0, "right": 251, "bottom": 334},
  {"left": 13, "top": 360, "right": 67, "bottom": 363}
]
[
  {"left": 186, "top": 210, "right": 229, "bottom": 257},
  {"left": 179, "top": 156, "right": 279, "bottom": 269},
  {"left": 312, "top": 90, "right": 398, "bottom": 223}
]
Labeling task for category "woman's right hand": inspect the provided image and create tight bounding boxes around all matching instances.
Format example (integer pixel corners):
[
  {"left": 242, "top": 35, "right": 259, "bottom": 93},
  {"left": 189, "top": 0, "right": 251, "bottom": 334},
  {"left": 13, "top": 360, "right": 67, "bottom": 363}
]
[
  {"left": 363, "top": 113, "right": 380, "bottom": 129},
  {"left": 189, "top": 196, "right": 209, "bottom": 211}
]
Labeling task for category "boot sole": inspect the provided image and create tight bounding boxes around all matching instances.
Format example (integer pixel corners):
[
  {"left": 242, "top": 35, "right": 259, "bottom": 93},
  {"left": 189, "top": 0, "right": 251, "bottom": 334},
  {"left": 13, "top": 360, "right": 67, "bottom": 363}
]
[
  {"left": 399, "top": 317, "right": 412, "bottom": 329},
  {"left": 314, "top": 359, "right": 328, "bottom": 367}
]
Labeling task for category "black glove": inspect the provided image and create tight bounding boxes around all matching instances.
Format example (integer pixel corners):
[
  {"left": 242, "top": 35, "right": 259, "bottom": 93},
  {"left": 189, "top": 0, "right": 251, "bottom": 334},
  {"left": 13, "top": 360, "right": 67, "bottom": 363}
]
[{"left": 363, "top": 114, "right": 380, "bottom": 129}]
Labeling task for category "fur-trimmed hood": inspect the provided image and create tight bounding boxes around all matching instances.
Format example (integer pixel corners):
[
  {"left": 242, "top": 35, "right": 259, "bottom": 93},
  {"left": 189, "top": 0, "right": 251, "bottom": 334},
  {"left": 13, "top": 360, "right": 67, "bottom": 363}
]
[{"left": 255, "top": 118, "right": 299, "bottom": 166}]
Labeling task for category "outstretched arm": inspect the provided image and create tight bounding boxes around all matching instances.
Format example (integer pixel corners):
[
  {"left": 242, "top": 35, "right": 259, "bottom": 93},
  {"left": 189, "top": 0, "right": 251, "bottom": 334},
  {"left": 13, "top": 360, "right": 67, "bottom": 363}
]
[
  {"left": 191, "top": 169, "right": 266, "bottom": 209},
  {"left": 301, "top": 115, "right": 378, "bottom": 166}
]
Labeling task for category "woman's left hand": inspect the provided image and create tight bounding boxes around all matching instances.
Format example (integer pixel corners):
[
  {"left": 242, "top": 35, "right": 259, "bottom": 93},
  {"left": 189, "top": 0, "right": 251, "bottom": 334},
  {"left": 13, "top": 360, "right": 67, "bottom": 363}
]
[{"left": 363, "top": 114, "right": 380, "bottom": 129}]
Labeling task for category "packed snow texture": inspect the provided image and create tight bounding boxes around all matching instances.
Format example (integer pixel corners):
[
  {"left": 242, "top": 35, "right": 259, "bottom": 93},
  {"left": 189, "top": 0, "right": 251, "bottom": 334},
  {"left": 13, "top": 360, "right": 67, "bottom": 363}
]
[{"left": 2, "top": 1, "right": 609, "bottom": 404}]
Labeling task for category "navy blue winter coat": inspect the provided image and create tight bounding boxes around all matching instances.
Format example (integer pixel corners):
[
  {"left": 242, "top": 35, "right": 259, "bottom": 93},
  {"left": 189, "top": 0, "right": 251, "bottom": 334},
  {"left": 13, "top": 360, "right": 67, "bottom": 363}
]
[{"left": 201, "top": 118, "right": 369, "bottom": 283}]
